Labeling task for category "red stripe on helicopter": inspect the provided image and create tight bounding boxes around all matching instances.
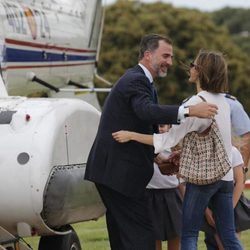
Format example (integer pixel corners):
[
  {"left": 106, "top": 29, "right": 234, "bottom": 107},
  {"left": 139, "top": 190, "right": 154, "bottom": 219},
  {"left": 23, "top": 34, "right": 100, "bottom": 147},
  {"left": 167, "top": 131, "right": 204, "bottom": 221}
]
[
  {"left": 2, "top": 62, "right": 95, "bottom": 70},
  {"left": 5, "top": 38, "right": 97, "bottom": 53}
]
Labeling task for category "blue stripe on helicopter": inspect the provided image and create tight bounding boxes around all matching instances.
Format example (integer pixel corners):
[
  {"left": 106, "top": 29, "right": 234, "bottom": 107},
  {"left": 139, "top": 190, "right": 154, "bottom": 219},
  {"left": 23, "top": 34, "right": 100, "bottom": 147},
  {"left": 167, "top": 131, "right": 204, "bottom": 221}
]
[{"left": 4, "top": 48, "right": 96, "bottom": 62}]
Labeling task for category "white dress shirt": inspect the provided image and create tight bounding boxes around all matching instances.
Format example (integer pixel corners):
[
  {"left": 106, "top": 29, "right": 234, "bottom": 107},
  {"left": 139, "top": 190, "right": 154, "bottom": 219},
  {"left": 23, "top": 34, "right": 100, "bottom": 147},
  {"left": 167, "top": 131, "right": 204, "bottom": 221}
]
[{"left": 138, "top": 63, "right": 186, "bottom": 123}]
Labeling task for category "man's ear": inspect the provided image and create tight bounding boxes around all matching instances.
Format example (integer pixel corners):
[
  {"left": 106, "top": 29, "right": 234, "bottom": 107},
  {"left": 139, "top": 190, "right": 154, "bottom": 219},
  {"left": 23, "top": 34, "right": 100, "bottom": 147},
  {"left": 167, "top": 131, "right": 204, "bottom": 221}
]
[{"left": 144, "top": 50, "right": 151, "bottom": 61}]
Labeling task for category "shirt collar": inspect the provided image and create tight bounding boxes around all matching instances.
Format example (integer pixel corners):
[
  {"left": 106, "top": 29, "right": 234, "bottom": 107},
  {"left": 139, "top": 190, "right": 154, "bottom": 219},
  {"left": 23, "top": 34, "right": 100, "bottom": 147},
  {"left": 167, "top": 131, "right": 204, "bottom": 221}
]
[{"left": 138, "top": 63, "right": 153, "bottom": 84}]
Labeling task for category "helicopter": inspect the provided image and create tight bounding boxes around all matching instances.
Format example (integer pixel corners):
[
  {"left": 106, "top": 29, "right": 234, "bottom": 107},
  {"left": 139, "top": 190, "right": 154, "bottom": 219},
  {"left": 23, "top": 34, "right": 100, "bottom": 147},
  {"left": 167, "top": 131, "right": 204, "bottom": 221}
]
[{"left": 0, "top": 0, "right": 109, "bottom": 249}]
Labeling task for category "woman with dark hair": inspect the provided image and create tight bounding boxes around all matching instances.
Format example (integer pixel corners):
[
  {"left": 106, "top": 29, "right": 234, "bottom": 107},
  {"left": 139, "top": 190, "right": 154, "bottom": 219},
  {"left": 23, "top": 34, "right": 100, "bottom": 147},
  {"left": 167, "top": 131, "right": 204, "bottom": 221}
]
[{"left": 112, "top": 50, "right": 243, "bottom": 250}]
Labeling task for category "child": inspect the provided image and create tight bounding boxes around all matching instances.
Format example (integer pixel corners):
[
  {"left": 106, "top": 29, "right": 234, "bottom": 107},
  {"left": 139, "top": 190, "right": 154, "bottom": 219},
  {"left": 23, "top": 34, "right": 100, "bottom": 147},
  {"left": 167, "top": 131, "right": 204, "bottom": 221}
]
[
  {"left": 203, "top": 146, "right": 250, "bottom": 249},
  {"left": 146, "top": 124, "right": 183, "bottom": 250}
]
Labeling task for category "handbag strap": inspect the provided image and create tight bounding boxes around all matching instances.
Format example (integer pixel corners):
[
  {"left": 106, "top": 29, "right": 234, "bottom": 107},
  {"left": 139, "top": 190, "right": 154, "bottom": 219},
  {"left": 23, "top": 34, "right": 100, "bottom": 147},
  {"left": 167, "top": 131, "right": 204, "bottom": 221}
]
[
  {"left": 197, "top": 95, "right": 215, "bottom": 122},
  {"left": 198, "top": 95, "right": 207, "bottom": 103},
  {"left": 197, "top": 95, "right": 215, "bottom": 136}
]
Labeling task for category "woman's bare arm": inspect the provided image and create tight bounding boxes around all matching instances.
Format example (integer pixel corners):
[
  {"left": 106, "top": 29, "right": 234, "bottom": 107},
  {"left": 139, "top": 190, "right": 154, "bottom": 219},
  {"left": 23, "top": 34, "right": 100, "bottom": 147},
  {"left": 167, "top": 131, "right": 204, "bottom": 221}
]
[{"left": 112, "top": 131, "right": 153, "bottom": 145}]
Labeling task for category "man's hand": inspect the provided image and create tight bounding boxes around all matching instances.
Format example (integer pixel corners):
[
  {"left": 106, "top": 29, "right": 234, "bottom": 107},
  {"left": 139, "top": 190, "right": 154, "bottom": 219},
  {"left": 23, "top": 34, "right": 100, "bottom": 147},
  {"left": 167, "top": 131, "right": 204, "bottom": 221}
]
[{"left": 189, "top": 102, "right": 218, "bottom": 119}]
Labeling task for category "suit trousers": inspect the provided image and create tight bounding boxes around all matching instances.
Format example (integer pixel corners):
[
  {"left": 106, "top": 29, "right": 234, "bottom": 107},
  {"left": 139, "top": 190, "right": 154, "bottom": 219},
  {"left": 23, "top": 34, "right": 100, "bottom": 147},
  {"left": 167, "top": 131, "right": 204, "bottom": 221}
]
[{"left": 96, "top": 183, "right": 155, "bottom": 250}]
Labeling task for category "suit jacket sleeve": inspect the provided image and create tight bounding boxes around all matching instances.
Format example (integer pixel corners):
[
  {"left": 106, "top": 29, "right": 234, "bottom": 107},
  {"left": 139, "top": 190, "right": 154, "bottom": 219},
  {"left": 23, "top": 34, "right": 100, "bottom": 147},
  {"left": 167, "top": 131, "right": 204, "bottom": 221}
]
[{"left": 127, "top": 76, "right": 179, "bottom": 125}]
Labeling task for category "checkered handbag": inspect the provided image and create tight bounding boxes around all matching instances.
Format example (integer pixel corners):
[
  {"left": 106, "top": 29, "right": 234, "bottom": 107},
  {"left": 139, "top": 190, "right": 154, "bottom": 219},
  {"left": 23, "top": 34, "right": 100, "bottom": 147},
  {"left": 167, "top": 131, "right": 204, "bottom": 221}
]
[{"left": 179, "top": 116, "right": 231, "bottom": 185}]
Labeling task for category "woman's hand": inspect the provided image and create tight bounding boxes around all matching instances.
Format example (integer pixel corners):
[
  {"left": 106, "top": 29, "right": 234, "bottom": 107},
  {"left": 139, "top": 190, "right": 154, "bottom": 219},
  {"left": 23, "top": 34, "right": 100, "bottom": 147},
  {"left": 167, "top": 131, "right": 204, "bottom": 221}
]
[
  {"left": 112, "top": 131, "right": 133, "bottom": 143},
  {"left": 113, "top": 131, "right": 153, "bottom": 145},
  {"left": 168, "top": 150, "right": 181, "bottom": 166}
]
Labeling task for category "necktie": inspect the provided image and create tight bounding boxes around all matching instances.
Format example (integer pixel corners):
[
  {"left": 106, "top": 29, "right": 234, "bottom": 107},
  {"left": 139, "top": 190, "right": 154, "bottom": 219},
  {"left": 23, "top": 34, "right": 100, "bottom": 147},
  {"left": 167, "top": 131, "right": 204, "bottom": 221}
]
[
  {"left": 151, "top": 83, "right": 159, "bottom": 133},
  {"left": 151, "top": 83, "right": 158, "bottom": 104}
]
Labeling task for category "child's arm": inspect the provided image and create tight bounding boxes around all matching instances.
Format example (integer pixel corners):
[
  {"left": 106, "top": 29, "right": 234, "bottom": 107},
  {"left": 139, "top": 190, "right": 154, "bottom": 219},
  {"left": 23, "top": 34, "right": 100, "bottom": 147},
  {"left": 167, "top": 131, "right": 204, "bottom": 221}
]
[
  {"left": 233, "top": 164, "right": 245, "bottom": 208},
  {"left": 204, "top": 207, "right": 216, "bottom": 228},
  {"left": 240, "top": 132, "right": 250, "bottom": 167},
  {"left": 112, "top": 131, "right": 153, "bottom": 145},
  {"left": 178, "top": 183, "right": 186, "bottom": 200}
]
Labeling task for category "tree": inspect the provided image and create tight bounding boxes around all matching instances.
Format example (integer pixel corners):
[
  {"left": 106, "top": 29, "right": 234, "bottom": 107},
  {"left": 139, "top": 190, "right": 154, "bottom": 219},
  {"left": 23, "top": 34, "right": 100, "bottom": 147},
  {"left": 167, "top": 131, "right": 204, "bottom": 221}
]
[{"left": 97, "top": 2, "right": 250, "bottom": 113}]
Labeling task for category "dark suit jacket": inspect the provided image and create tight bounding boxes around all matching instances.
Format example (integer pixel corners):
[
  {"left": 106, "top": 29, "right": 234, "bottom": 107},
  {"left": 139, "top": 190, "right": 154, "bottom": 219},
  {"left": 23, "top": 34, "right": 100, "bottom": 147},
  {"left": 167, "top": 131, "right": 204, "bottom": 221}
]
[{"left": 85, "top": 65, "right": 179, "bottom": 197}]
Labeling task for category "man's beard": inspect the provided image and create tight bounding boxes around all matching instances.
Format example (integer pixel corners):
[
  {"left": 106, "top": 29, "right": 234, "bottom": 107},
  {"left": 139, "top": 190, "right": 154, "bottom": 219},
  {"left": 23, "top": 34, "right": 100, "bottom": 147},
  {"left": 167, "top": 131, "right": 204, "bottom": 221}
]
[
  {"left": 158, "top": 70, "right": 167, "bottom": 78},
  {"left": 152, "top": 60, "right": 168, "bottom": 78},
  {"left": 155, "top": 66, "right": 168, "bottom": 78}
]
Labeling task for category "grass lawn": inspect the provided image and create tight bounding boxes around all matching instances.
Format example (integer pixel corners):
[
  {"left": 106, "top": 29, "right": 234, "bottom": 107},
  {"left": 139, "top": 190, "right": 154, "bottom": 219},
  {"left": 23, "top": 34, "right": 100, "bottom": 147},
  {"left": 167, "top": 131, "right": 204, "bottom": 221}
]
[{"left": 26, "top": 189, "right": 250, "bottom": 249}]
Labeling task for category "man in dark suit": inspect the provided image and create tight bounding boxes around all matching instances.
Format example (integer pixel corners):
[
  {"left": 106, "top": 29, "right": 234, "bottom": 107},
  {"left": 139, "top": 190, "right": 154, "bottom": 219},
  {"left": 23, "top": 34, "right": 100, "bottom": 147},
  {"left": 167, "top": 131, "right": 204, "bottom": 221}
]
[{"left": 85, "top": 34, "right": 217, "bottom": 250}]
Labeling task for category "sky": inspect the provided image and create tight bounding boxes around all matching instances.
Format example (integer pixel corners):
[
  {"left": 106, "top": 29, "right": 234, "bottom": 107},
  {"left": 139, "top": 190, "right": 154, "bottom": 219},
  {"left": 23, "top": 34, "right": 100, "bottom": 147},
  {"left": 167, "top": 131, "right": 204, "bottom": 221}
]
[{"left": 104, "top": 0, "right": 250, "bottom": 12}]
